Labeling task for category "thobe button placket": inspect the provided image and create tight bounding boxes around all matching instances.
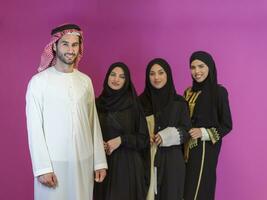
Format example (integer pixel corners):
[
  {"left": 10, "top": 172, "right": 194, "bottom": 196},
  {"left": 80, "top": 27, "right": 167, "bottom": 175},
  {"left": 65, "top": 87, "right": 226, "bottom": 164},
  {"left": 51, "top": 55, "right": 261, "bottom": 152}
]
[{"left": 68, "top": 81, "right": 75, "bottom": 114}]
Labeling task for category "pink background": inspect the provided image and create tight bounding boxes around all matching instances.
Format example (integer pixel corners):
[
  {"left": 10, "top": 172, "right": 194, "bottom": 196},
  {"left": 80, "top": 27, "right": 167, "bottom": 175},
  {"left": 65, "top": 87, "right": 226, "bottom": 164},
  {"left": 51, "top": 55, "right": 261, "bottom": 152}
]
[{"left": 1, "top": 0, "right": 266, "bottom": 199}]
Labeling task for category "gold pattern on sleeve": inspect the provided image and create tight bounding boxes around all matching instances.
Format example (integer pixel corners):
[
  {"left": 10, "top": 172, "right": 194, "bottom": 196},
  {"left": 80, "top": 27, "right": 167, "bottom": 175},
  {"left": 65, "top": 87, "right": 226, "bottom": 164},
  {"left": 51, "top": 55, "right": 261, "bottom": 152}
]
[{"left": 207, "top": 127, "right": 220, "bottom": 144}]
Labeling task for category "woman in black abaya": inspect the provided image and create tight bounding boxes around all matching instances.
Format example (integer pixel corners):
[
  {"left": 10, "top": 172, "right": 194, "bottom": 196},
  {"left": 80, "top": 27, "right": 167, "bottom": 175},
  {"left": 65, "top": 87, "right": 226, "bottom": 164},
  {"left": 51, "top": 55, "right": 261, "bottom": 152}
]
[
  {"left": 94, "top": 62, "right": 149, "bottom": 200},
  {"left": 139, "top": 58, "right": 191, "bottom": 200},
  {"left": 183, "top": 51, "right": 233, "bottom": 200}
]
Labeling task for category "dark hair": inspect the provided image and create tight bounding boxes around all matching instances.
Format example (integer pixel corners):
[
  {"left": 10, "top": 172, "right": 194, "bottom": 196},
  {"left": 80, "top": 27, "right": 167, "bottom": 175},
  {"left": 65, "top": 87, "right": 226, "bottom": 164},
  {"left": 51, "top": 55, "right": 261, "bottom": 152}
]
[{"left": 51, "top": 24, "right": 81, "bottom": 35}]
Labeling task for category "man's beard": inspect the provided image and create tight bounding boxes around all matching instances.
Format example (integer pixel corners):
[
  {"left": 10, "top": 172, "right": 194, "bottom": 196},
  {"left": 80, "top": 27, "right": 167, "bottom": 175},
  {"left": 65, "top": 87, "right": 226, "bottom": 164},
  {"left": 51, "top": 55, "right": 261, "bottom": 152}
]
[{"left": 56, "top": 52, "right": 78, "bottom": 65}]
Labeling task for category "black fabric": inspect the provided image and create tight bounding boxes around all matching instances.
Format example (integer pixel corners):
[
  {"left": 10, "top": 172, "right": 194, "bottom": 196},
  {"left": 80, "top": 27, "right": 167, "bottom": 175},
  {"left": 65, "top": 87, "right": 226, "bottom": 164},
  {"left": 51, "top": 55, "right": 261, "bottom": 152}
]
[
  {"left": 189, "top": 51, "right": 219, "bottom": 128},
  {"left": 139, "top": 58, "right": 192, "bottom": 200},
  {"left": 94, "top": 62, "right": 150, "bottom": 200},
  {"left": 155, "top": 146, "right": 185, "bottom": 200},
  {"left": 184, "top": 140, "right": 221, "bottom": 200},
  {"left": 139, "top": 58, "right": 189, "bottom": 133},
  {"left": 184, "top": 51, "right": 233, "bottom": 200},
  {"left": 96, "top": 62, "right": 135, "bottom": 113},
  {"left": 139, "top": 58, "right": 184, "bottom": 116},
  {"left": 189, "top": 51, "right": 232, "bottom": 136},
  {"left": 51, "top": 24, "right": 81, "bottom": 35},
  {"left": 94, "top": 109, "right": 149, "bottom": 200},
  {"left": 190, "top": 51, "right": 217, "bottom": 91}
]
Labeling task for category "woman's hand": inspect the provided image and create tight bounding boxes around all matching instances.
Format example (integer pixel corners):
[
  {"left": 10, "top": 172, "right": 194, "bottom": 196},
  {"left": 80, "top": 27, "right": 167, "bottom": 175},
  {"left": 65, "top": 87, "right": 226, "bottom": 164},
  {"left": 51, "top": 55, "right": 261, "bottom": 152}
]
[
  {"left": 106, "top": 137, "right": 121, "bottom": 155},
  {"left": 103, "top": 141, "right": 109, "bottom": 154},
  {"left": 153, "top": 134, "right": 162, "bottom": 146},
  {"left": 189, "top": 128, "right": 202, "bottom": 139}
]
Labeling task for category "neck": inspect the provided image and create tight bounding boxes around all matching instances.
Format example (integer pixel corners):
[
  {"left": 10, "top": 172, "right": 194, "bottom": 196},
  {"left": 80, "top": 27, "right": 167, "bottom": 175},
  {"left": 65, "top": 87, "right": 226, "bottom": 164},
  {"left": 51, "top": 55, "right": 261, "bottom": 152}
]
[{"left": 54, "top": 61, "right": 74, "bottom": 73}]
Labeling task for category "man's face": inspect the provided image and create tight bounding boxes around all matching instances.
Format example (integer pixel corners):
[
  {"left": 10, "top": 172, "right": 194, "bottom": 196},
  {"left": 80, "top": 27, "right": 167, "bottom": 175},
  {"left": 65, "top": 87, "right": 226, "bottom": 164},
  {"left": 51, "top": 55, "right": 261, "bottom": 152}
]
[{"left": 54, "top": 34, "right": 80, "bottom": 66}]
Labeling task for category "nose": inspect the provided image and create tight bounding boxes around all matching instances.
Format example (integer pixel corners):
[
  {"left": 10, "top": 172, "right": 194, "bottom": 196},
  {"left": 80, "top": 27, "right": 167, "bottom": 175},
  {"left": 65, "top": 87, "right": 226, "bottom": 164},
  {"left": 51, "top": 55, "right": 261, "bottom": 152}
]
[
  {"left": 195, "top": 68, "right": 200, "bottom": 74},
  {"left": 114, "top": 76, "right": 120, "bottom": 82},
  {"left": 67, "top": 45, "right": 75, "bottom": 53}
]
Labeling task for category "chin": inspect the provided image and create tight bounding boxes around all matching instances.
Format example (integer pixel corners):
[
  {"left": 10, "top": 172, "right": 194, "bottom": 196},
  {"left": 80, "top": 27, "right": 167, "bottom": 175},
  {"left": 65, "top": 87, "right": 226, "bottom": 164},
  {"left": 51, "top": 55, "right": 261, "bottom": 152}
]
[
  {"left": 154, "top": 85, "right": 163, "bottom": 89},
  {"left": 195, "top": 79, "right": 204, "bottom": 83}
]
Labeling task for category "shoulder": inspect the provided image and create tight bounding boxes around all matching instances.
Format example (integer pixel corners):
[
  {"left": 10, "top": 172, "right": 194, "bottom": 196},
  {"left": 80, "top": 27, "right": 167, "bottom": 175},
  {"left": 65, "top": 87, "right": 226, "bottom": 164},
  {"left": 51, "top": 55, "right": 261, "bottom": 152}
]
[
  {"left": 138, "top": 92, "right": 148, "bottom": 106},
  {"left": 138, "top": 92, "right": 146, "bottom": 100},
  {"left": 76, "top": 70, "right": 92, "bottom": 83},
  {"left": 217, "top": 84, "right": 229, "bottom": 97},
  {"left": 27, "top": 68, "right": 50, "bottom": 90},
  {"left": 76, "top": 70, "right": 95, "bottom": 91},
  {"left": 184, "top": 86, "right": 192, "bottom": 93},
  {"left": 183, "top": 86, "right": 193, "bottom": 97},
  {"left": 173, "top": 94, "right": 188, "bottom": 106}
]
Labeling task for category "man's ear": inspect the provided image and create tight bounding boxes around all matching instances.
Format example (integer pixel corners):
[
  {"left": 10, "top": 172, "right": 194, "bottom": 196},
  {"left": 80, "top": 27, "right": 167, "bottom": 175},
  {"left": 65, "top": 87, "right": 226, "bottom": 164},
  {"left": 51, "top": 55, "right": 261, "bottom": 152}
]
[{"left": 53, "top": 43, "right": 56, "bottom": 52}]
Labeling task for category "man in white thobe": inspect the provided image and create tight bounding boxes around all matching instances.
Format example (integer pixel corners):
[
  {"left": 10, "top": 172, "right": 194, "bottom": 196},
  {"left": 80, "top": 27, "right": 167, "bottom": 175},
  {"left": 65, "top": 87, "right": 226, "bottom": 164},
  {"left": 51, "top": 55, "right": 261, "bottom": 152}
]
[{"left": 26, "top": 24, "right": 107, "bottom": 200}]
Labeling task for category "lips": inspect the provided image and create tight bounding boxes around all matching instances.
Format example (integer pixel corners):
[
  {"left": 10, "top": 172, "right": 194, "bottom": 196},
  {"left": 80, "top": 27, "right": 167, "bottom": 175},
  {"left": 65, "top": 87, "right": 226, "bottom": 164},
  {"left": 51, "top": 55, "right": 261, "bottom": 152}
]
[
  {"left": 111, "top": 82, "right": 120, "bottom": 86},
  {"left": 194, "top": 74, "right": 202, "bottom": 79},
  {"left": 65, "top": 54, "right": 75, "bottom": 59},
  {"left": 153, "top": 81, "right": 161, "bottom": 85}
]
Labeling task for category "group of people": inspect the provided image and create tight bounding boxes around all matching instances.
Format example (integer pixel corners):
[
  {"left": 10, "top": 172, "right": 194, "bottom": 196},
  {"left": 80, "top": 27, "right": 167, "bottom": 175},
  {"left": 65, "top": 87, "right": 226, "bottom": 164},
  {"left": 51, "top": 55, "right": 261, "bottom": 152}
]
[{"left": 26, "top": 24, "right": 232, "bottom": 200}]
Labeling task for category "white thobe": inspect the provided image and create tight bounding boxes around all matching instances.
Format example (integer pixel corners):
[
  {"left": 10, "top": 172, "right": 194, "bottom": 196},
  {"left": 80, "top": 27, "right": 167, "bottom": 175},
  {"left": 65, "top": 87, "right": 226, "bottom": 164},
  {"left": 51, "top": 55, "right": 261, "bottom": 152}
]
[{"left": 26, "top": 67, "right": 107, "bottom": 200}]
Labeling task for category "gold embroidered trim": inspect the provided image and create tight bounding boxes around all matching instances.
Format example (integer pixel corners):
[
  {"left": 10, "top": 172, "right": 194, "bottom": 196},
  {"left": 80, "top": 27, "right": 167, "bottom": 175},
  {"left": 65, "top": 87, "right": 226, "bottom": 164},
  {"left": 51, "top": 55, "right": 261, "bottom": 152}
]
[
  {"left": 194, "top": 141, "right": 206, "bottom": 200},
  {"left": 207, "top": 127, "right": 220, "bottom": 144},
  {"left": 189, "top": 138, "right": 198, "bottom": 149},
  {"left": 184, "top": 87, "right": 202, "bottom": 161},
  {"left": 184, "top": 88, "right": 201, "bottom": 118}
]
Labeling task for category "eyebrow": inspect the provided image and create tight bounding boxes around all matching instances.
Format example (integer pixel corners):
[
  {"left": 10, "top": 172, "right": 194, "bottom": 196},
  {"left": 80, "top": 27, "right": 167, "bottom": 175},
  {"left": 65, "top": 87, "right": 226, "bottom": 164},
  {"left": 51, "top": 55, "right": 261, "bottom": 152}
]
[
  {"left": 110, "top": 72, "right": 125, "bottom": 75},
  {"left": 150, "top": 69, "right": 164, "bottom": 72},
  {"left": 191, "top": 63, "right": 205, "bottom": 67},
  {"left": 60, "top": 40, "right": 69, "bottom": 43},
  {"left": 60, "top": 40, "right": 80, "bottom": 44}
]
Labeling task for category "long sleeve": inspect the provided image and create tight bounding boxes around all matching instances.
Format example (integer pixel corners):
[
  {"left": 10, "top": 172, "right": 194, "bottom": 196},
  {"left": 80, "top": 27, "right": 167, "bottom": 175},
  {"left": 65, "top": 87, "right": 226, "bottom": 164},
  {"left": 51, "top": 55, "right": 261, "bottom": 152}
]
[
  {"left": 177, "top": 100, "right": 192, "bottom": 144},
  {"left": 88, "top": 80, "right": 107, "bottom": 171},
  {"left": 153, "top": 100, "right": 192, "bottom": 147},
  {"left": 158, "top": 127, "right": 181, "bottom": 147},
  {"left": 217, "top": 86, "right": 232, "bottom": 137},
  {"left": 121, "top": 110, "right": 150, "bottom": 151},
  {"left": 26, "top": 77, "right": 53, "bottom": 177},
  {"left": 203, "top": 86, "right": 233, "bottom": 144}
]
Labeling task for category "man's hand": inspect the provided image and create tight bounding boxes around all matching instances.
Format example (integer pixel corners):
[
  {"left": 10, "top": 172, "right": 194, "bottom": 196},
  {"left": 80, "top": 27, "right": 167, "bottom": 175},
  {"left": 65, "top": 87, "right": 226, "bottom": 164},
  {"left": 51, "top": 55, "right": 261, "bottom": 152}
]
[
  {"left": 38, "top": 172, "right": 58, "bottom": 188},
  {"left": 95, "top": 169, "right": 107, "bottom": 183}
]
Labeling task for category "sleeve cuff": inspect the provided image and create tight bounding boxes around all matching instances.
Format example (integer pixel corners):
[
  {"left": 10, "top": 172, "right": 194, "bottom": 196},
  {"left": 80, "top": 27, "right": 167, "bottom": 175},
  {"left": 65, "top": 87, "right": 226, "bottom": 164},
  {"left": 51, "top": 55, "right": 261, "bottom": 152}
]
[
  {"left": 158, "top": 127, "right": 180, "bottom": 147},
  {"left": 94, "top": 163, "right": 108, "bottom": 171},
  {"left": 34, "top": 167, "right": 54, "bottom": 177},
  {"left": 206, "top": 127, "right": 220, "bottom": 144},
  {"left": 200, "top": 128, "right": 210, "bottom": 141}
]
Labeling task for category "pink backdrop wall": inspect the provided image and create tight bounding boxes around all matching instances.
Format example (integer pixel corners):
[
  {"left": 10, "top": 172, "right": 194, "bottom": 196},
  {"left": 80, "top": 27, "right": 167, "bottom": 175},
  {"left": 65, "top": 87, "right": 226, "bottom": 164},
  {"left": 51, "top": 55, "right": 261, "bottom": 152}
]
[{"left": 1, "top": 0, "right": 266, "bottom": 199}]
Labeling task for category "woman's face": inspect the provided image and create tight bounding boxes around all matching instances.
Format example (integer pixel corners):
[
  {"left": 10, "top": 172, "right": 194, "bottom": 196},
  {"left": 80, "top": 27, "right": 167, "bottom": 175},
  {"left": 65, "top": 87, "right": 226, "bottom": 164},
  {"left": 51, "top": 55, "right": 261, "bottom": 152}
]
[
  {"left": 108, "top": 67, "right": 126, "bottom": 90},
  {"left": 149, "top": 64, "right": 167, "bottom": 89},
  {"left": 190, "top": 59, "right": 209, "bottom": 83}
]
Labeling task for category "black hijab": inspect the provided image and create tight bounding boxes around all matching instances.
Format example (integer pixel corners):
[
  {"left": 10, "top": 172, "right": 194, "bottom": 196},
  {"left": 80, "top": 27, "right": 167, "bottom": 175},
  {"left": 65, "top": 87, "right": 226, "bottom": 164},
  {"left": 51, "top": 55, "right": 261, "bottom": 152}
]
[
  {"left": 97, "top": 62, "right": 137, "bottom": 113},
  {"left": 189, "top": 51, "right": 219, "bottom": 127},
  {"left": 139, "top": 58, "right": 180, "bottom": 116},
  {"left": 190, "top": 51, "right": 218, "bottom": 92}
]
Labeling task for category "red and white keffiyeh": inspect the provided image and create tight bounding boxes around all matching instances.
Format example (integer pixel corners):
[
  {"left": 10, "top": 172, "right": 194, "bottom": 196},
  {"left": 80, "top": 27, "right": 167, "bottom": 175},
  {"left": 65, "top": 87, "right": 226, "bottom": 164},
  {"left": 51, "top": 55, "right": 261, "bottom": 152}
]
[{"left": 38, "top": 29, "right": 84, "bottom": 72}]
